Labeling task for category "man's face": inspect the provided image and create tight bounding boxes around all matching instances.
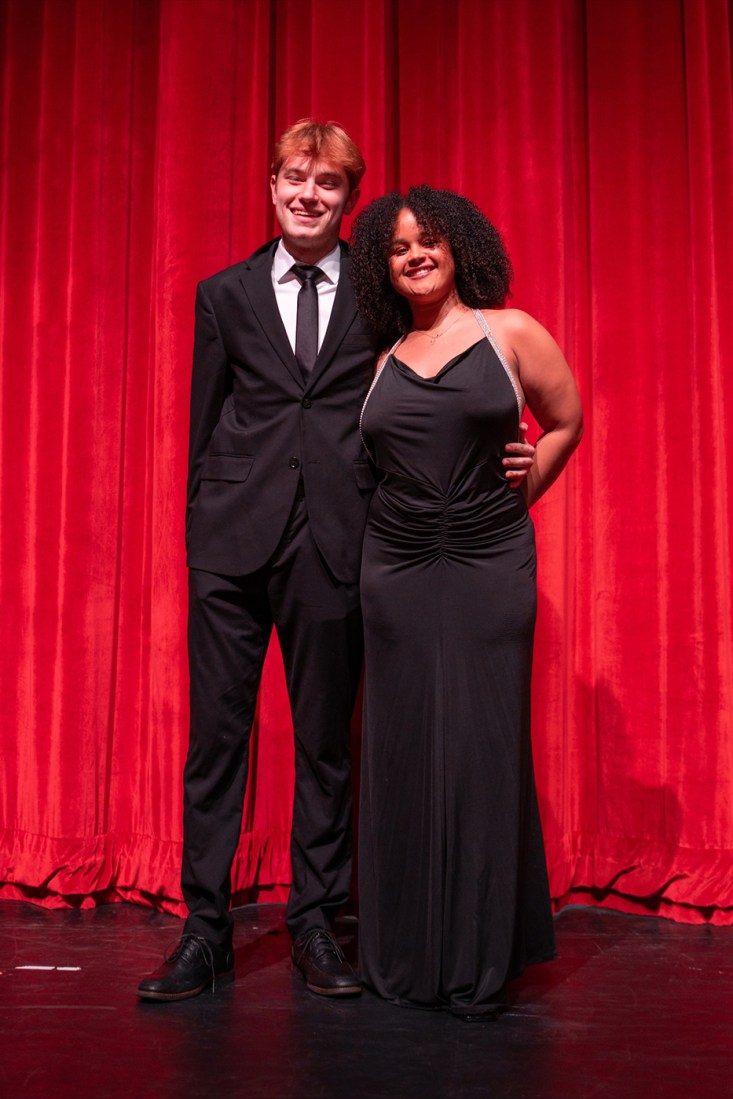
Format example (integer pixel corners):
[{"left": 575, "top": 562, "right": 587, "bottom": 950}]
[{"left": 270, "top": 155, "right": 359, "bottom": 262}]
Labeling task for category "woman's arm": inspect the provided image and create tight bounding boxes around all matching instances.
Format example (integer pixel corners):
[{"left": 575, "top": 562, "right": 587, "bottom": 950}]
[{"left": 492, "top": 309, "right": 583, "bottom": 507}]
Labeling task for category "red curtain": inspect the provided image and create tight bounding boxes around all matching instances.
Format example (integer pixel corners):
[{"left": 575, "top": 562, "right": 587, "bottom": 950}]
[{"left": 1, "top": 0, "right": 732, "bottom": 924}]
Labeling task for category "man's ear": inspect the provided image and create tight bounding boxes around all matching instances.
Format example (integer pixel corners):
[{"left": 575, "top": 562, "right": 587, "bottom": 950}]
[
  {"left": 270, "top": 174, "right": 277, "bottom": 203},
  {"left": 344, "top": 188, "right": 360, "bottom": 216}
]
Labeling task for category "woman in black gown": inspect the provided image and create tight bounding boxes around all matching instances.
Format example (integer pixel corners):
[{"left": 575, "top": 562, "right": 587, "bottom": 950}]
[{"left": 349, "top": 186, "right": 583, "bottom": 1019}]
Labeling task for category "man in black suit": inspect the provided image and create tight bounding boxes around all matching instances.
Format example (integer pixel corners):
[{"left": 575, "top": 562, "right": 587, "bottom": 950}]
[{"left": 138, "top": 120, "right": 376, "bottom": 1001}]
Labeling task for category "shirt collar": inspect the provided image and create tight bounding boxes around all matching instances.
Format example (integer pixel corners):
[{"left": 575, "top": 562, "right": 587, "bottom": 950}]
[{"left": 273, "top": 240, "right": 341, "bottom": 284}]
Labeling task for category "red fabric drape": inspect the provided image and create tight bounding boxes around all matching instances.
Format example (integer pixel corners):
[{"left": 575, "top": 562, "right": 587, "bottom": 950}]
[{"left": 1, "top": 0, "right": 732, "bottom": 923}]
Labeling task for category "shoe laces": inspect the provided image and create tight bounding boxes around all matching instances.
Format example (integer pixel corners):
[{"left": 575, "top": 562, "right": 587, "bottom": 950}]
[
  {"left": 165, "top": 934, "right": 220, "bottom": 993},
  {"left": 295, "top": 928, "right": 346, "bottom": 964}
]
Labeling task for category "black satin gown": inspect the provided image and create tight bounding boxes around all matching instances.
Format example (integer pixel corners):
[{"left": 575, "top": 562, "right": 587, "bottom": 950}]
[{"left": 358, "top": 315, "right": 556, "bottom": 1016}]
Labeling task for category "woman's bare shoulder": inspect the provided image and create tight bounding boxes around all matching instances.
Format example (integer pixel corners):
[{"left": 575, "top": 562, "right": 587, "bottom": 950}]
[{"left": 480, "top": 307, "right": 540, "bottom": 336}]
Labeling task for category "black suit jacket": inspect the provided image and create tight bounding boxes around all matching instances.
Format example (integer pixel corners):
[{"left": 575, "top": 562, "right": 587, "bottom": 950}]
[{"left": 186, "top": 239, "right": 378, "bottom": 583}]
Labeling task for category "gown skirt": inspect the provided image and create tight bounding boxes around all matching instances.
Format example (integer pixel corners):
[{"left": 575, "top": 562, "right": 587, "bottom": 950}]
[{"left": 358, "top": 329, "right": 556, "bottom": 1016}]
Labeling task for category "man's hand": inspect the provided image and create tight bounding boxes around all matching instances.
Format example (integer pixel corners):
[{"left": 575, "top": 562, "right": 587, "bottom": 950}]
[{"left": 503, "top": 421, "right": 536, "bottom": 490}]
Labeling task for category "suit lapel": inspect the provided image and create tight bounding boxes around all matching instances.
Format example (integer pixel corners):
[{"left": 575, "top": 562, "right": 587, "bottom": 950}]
[
  {"left": 238, "top": 239, "right": 358, "bottom": 390},
  {"left": 239, "top": 242, "right": 303, "bottom": 388}
]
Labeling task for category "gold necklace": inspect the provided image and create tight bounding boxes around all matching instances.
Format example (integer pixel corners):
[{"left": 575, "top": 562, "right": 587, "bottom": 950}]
[{"left": 420, "top": 307, "right": 466, "bottom": 344}]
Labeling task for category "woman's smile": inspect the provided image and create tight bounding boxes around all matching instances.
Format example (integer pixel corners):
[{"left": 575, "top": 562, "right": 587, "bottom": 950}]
[{"left": 388, "top": 208, "right": 455, "bottom": 301}]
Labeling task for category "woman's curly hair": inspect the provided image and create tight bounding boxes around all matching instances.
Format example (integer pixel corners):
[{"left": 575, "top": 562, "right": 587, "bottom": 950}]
[{"left": 349, "top": 185, "right": 513, "bottom": 348}]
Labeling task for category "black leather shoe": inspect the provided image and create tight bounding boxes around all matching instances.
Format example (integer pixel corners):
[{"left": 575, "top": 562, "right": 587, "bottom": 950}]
[
  {"left": 137, "top": 935, "right": 234, "bottom": 1001},
  {"left": 291, "top": 928, "right": 361, "bottom": 997}
]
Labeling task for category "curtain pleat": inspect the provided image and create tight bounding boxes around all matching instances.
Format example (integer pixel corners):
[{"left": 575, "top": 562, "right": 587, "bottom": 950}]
[{"left": 1, "top": 0, "right": 731, "bottom": 923}]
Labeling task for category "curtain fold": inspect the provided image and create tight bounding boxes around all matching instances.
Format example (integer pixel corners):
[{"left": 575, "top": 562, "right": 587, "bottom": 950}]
[{"left": 1, "top": 0, "right": 731, "bottom": 923}]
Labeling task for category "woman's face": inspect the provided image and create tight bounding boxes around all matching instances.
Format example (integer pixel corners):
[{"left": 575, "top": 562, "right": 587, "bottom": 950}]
[{"left": 387, "top": 208, "right": 456, "bottom": 305}]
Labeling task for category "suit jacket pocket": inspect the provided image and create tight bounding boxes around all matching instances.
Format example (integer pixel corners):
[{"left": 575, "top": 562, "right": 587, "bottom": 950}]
[
  {"left": 353, "top": 459, "right": 377, "bottom": 491},
  {"left": 202, "top": 454, "right": 255, "bottom": 482}
]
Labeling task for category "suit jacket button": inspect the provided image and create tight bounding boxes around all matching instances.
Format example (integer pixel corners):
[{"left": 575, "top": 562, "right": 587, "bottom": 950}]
[
  {"left": 302, "top": 398, "right": 312, "bottom": 409},
  {"left": 289, "top": 457, "right": 300, "bottom": 469}
]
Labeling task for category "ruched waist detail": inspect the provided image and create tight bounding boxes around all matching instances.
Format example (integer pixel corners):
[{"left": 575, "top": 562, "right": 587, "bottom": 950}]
[{"left": 369, "top": 465, "right": 531, "bottom": 561}]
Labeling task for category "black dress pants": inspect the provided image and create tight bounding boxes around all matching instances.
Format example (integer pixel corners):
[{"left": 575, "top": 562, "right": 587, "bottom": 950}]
[{"left": 182, "top": 496, "right": 363, "bottom": 946}]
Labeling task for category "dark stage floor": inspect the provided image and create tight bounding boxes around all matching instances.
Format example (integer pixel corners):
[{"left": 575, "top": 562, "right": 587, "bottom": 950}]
[{"left": 1, "top": 899, "right": 731, "bottom": 1099}]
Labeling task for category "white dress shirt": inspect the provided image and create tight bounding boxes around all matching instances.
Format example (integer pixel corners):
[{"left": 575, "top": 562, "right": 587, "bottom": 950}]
[{"left": 271, "top": 240, "right": 341, "bottom": 355}]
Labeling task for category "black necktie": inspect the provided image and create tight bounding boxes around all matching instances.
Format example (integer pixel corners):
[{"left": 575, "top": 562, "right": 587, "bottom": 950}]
[{"left": 292, "top": 264, "right": 323, "bottom": 378}]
